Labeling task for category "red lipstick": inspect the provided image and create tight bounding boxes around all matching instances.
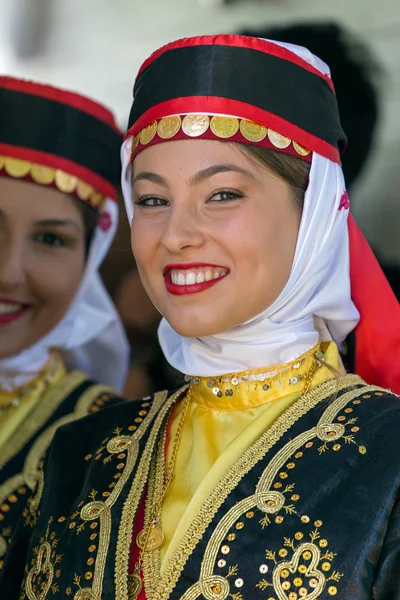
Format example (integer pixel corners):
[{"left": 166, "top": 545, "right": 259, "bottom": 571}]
[
  {"left": 0, "top": 299, "right": 30, "bottom": 325},
  {"left": 163, "top": 263, "right": 229, "bottom": 296}
]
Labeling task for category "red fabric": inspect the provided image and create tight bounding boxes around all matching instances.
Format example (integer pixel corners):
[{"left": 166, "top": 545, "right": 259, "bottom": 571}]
[
  {"left": 0, "top": 142, "right": 117, "bottom": 201},
  {"left": 136, "top": 34, "right": 335, "bottom": 92},
  {"left": 125, "top": 98, "right": 340, "bottom": 164},
  {"left": 0, "top": 76, "right": 120, "bottom": 130},
  {"left": 348, "top": 215, "right": 400, "bottom": 394}
]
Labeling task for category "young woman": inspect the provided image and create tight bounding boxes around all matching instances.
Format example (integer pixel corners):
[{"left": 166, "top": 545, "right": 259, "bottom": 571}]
[
  {"left": 0, "top": 77, "right": 129, "bottom": 568},
  {"left": 2, "top": 36, "right": 400, "bottom": 599}
]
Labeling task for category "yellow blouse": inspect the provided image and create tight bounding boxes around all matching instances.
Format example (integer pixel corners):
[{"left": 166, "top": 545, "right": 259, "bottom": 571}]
[
  {"left": 160, "top": 341, "right": 342, "bottom": 569},
  {"left": 0, "top": 354, "right": 66, "bottom": 455}
]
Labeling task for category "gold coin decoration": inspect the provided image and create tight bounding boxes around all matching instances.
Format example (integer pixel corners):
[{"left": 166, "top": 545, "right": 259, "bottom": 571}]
[
  {"left": 131, "top": 134, "right": 140, "bottom": 153},
  {"left": 139, "top": 121, "right": 157, "bottom": 145},
  {"left": 268, "top": 129, "right": 291, "bottom": 149},
  {"left": 158, "top": 116, "right": 181, "bottom": 139},
  {"left": 5, "top": 157, "right": 31, "bottom": 178},
  {"left": 90, "top": 190, "right": 104, "bottom": 208},
  {"left": 31, "top": 164, "right": 55, "bottom": 185},
  {"left": 55, "top": 170, "right": 77, "bottom": 193},
  {"left": 210, "top": 116, "right": 239, "bottom": 138},
  {"left": 128, "top": 573, "right": 143, "bottom": 599},
  {"left": 136, "top": 524, "right": 164, "bottom": 551},
  {"left": 293, "top": 141, "right": 311, "bottom": 156},
  {"left": 240, "top": 119, "right": 267, "bottom": 142},
  {"left": 182, "top": 114, "right": 210, "bottom": 137},
  {"left": 76, "top": 180, "right": 94, "bottom": 201}
]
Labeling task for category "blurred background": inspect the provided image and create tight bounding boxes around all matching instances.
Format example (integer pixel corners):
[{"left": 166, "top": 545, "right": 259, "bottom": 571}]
[{"left": 1, "top": 0, "right": 398, "bottom": 396}]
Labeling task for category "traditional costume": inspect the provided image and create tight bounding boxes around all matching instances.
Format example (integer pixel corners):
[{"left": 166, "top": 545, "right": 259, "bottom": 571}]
[
  {"left": 0, "top": 78, "right": 129, "bottom": 568},
  {"left": 2, "top": 36, "right": 400, "bottom": 600}
]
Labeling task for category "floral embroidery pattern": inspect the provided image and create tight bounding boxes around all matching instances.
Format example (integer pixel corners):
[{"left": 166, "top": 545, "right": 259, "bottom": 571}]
[
  {"left": 256, "top": 521, "right": 343, "bottom": 599},
  {"left": 338, "top": 191, "right": 350, "bottom": 211}
]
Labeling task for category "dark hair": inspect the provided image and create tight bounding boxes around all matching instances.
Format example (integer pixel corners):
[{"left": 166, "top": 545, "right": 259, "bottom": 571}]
[
  {"left": 73, "top": 197, "right": 99, "bottom": 255},
  {"left": 238, "top": 22, "right": 381, "bottom": 188},
  {"left": 236, "top": 145, "right": 310, "bottom": 210}
]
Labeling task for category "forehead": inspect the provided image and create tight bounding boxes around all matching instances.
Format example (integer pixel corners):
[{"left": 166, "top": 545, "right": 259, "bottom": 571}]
[
  {"left": 0, "top": 177, "right": 81, "bottom": 220},
  {"left": 133, "top": 139, "right": 253, "bottom": 174}
]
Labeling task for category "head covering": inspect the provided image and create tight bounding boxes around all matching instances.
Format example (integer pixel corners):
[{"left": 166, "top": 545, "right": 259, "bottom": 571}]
[
  {"left": 121, "top": 35, "right": 400, "bottom": 393},
  {"left": 0, "top": 77, "right": 129, "bottom": 392}
]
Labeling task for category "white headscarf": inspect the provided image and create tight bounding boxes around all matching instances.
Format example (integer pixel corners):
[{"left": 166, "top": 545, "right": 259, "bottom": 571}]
[
  {"left": 0, "top": 196, "right": 129, "bottom": 391},
  {"left": 121, "top": 41, "right": 359, "bottom": 377}
]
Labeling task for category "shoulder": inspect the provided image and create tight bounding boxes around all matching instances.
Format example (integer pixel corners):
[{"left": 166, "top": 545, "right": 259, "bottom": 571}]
[
  {"left": 48, "top": 388, "right": 175, "bottom": 460},
  {"left": 324, "top": 374, "right": 400, "bottom": 447}
]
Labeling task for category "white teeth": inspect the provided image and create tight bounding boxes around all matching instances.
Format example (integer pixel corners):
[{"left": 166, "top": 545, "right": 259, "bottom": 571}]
[
  {"left": 0, "top": 303, "right": 23, "bottom": 314},
  {"left": 185, "top": 272, "right": 196, "bottom": 285},
  {"left": 168, "top": 267, "right": 228, "bottom": 286}
]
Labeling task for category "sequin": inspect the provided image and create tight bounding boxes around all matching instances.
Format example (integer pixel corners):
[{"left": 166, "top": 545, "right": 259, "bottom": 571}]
[
  {"left": 359, "top": 446, "right": 367, "bottom": 454},
  {"left": 282, "top": 581, "right": 291, "bottom": 590},
  {"left": 293, "top": 578, "right": 302, "bottom": 587},
  {"left": 227, "top": 533, "right": 236, "bottom": 541},
  {"left": 221, "top": 545, "right": 230, "bottom": 554},
  {"left": 235, "top": 522, "right": 244, "bottom": 530},
  {"left": 234, "top": 578, "right": 244, "bottom": 588},
  {"left": 280, "top": 569, "right": 289, "bottom": 578},
  {"left": 322, "top": 562, "right": 331, "bottom": 571},
  {"left": 309, "top": 578, "right": 318, "bottom": 588},
  {"left": 294, "top": 532, "right": 303, "bottom": 540},
  {"left": 259, "top": 564, "right": 268, "bottom": 574},
  {"left": 328, "top": 586, "right": 337, "bottom": 595},
  {"left": 218, "top": 559, "right": 226, "bottom": 568},
  {"left": 279, "top": 549, "right": 288, "bottom": 557},
  {"left": 314, "top": 520, "right": 323, "bottom": 527},
  {"left": 319, "top": 539, "right": 328, "bottom": 548},
  {"left": 262, "top": 384, "right": 270, "bottom": 391}
]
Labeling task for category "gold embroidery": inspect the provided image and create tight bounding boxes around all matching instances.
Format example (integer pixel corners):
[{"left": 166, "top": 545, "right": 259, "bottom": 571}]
[
  {"left": 75, "top": 391, "right": 169, "bottom": 600},
  {"left": 115, "top": 389, "right": 186, "bottom": 600},
  {"left": 176, "top": 378, "right": 365, "bottom": 600}
]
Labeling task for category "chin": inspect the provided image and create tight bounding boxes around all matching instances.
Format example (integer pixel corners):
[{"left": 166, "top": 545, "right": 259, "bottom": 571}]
[{"left": 165, "top": 312, "right": 233, "bottom": 338}]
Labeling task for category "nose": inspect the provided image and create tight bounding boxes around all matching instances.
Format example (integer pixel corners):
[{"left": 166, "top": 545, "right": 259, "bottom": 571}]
[
  {"left": 161, "top": 203, "right": 206, "bottom": 254},
  {"left": 0, "top": 235, "right": 26, "bottom": 290}
]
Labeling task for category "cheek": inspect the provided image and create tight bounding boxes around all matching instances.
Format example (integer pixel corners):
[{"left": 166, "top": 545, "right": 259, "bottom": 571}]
[{"left": 34, "top": 253, "right": 85, "bottom": 312}]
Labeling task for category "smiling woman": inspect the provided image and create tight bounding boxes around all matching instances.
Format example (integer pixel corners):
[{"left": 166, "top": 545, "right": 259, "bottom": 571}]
[
  {"left": 0, "top": 77, "right": 129, "bottom": 575},
  {"left": 2, "top": 36, "right": 400, "bottom": 600}
]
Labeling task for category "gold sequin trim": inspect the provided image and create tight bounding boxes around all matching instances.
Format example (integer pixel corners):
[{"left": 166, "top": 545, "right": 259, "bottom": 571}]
[
  {"left": 0, "top": 156, "right": 105, "bottom": 209},
  {"left": 140, "top": 375, "right": 365, "bottom": 600},
  {"left": 131, "top": 115, "right": 311, "bottom": 158}
]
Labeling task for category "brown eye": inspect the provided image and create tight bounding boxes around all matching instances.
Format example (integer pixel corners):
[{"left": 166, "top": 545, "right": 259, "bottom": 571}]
[
  {"left": 35, "top": 232, "right": 65, "bottom": 247},
  {"left": 208, "top": 190, "right": 243, "bottom": 203},
  {"left": 135, "top": 197, "right": 169, "bottom": 207}
]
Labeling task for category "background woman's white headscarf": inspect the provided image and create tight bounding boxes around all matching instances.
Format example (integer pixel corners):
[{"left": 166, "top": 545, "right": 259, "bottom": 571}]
[{"left": 0, "top": 196, "right": 129, "bottom": 392}]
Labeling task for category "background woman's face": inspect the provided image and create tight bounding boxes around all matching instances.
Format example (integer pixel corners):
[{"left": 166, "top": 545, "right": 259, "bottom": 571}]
[
  {"left": 0, "top": 178, "right": 86, "bottom": 359},
  {"left": 131, "top": 139, "right": 301, "bottom": 338}
]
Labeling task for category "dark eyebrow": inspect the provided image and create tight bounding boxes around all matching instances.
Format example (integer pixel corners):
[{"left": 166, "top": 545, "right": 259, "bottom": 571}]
[
  {"left": 132, "top": 171, "right": 169, "bottom": 188},
  {"left": 132, "top": 164, "right": 255, "bottom": 189},
  {"left": 36, "top": 219, "right": 82, "bottom": 233},
  {"left": 189, "top": 164, "right": 256, "bottom": 186}
]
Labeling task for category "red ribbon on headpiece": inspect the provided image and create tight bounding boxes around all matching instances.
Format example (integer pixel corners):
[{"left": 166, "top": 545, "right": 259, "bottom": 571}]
[{"left": 348, "top": 215, "right": 400, "bottom": 394}]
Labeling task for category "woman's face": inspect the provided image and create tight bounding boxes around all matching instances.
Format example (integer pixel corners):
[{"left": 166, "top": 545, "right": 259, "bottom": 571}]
[
  {"left": 131, "top": 140, "right": 301, "bottom": 338},
  {"left": 0, "top": 178, "right": 86, "bottom": 358}
]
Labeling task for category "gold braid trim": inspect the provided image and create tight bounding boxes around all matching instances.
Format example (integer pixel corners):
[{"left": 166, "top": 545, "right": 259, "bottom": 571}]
[
  {"left": 115, "top": 387, "right": 188, "bottom": 600},
  {"left": 0, "top": 370, "right": 87, "bottom": 471},
  {"left": 77, "top": 390, "right": 170, "bottom": 600},
  {"left": 180, "top": 381, "right": 379, "bottom": 600},
  {"left": 0, "top": 155, "right": 105, "bottom": 209},
  {"left": 145, "top": 375, "right": 364, "bottom": 600}
]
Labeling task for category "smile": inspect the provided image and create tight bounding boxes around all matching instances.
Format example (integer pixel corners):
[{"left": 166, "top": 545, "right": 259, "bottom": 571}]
[
  {"left": 163, "top": 263, "right": 229, "bottom": 296},
  {"left": 0, "top": 300, "right": 30, "bottom": 325}
]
